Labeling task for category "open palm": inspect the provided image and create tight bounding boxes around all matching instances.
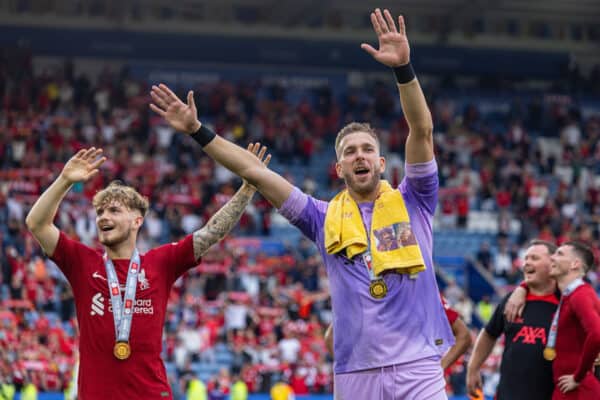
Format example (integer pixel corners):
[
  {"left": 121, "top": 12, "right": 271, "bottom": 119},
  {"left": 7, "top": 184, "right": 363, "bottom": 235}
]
[
  {"left": 62, "top": 148, "right": 105, "bottom": 183},
  {"left": 150, "top": 84, "right": 200, "bottom": 134},
  {"left": 361, "top": 8, "right": 410, "bottom": 68}
]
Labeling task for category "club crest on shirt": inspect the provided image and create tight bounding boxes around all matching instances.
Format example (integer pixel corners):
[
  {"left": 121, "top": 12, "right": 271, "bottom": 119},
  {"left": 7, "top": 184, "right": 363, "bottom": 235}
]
[{"left": 138, "top": 268, "right": 150, "bottom": 290}]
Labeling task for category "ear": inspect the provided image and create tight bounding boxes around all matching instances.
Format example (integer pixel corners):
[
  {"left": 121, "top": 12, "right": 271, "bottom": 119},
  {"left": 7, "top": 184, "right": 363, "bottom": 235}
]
[
  {"left": 133, "top": 215, "right": 144, "bottom": 230},
  {"left": 571, "top": 258, "right": 583, "bottom": 273},
  {"left": 378, "top": 156, "right": 386, "bottom": 174},
  {"left": 335, "top": 161, "right": 343, "bottom": 179}
]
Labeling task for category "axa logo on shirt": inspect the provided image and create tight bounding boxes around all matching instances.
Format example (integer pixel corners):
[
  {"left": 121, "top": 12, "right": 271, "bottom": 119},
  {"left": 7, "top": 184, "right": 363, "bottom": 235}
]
[
  {"left": 513, "top": 326, "right": 547, "bottom": 345},
  {"left": 90, "top": 293, "right": 154, "bottom": 316}
]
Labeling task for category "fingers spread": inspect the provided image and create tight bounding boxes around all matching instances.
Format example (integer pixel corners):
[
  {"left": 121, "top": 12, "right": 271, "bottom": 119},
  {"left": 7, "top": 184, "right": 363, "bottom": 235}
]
[
  {"left": 158, "top": 83, "right": 179, "bottom": 102},
  {"left": 187, "top": 90, "right": 196, "bottom": 109},
  {"left": 90, "top": 156, "right": 107, "bottom": 170},
  {"left": 360, "top": 43, "right": 377, "bottom": 57},
  {"left": 398, "top": 15, "right": 406, "bottom": 36},
  {"left": 150, "top": 91, "right": 168, "bottom": 109},
  {"left": 257, "top": 145, "right": 267, "bottom": 161},
  {"left": 370, "top": 12, "right": 383, "bottom": 36},
  {"left": 82, "top": 147, "right": 97, "bottom": 159},
  {"left": 383, "top": 9, "right": 397, "bottom": 32},
  {"left": 263, "top": 154, "right": 272, "bottom": 167},
  {"left": 149, "top": 103, "right": 166, "bottom": 117},
  {"left": 74, "top": 148, "right": 87, "bottom": 158},
  {"left": 375, "top": 8, "right": 388, "bottom": 33}
]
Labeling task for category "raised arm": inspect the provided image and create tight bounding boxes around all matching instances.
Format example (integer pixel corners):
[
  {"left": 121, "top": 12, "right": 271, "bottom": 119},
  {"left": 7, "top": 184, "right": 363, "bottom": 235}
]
[
  {"left": 25, "top": 148, "right": 105, "bottom": 256},
  {"left": 150, "top": 86, "right": 293, "bottom": 208},
  {"left": 192, "top": 144, "right": 270, "bottom": 260},
  {"left": 361, "top": 8, "right": 433, "bottom": 164}
]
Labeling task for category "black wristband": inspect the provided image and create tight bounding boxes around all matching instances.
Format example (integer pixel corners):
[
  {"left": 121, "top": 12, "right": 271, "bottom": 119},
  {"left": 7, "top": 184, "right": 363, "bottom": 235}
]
[
  {"left": 190, "top": 125, "right": 217, "bottom": 147},
  {"left": 393, "top": 63, "right": 416, "bottom": 84}
]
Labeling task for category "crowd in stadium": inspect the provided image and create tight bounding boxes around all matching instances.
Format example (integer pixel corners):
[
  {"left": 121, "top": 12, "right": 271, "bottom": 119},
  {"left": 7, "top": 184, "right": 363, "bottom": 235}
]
[{"left": 1, "top": 44, "right": 600, "bottom": 398}]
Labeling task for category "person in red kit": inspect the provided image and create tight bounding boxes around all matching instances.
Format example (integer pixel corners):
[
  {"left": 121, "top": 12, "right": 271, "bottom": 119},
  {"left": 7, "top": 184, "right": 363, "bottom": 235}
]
[
  {"left": 547, "top": 241, "right": 600, "bottom": 399},
  {"left": 25, "top": 145, "right": 270, "bottom": 400}
]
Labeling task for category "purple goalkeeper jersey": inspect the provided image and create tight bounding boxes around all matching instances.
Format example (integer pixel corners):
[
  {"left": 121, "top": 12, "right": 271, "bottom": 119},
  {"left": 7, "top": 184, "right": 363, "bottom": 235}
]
[{"left": 279, "top": 159, "right": 454, "bottom": 373}]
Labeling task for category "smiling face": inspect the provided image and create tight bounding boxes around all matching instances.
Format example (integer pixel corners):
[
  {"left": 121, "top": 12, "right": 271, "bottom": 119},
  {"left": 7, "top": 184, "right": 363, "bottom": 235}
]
[
  {"left": 549, "top": 244, "right": 582, "bottom": 280},
  {"left": 95, "top": 201, "right": 143, "bottom": 247},
  {"left": 335, "top": 131, "right": 385, "bottom": 201},
  {"left": 92, "top": 182, "right": 148, "bottom": 251},
  {"left": 522, "top": 244, "right": 553, "bottom": 287}
]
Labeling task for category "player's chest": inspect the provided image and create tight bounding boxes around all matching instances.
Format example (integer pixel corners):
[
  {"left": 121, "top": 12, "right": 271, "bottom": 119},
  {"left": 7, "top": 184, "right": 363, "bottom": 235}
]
[
  {"left": 84, "top": 260, "right": 161, "bottom": 322},
  {"left": 86, "top": 259, "right": 160, "bottom": 299}
]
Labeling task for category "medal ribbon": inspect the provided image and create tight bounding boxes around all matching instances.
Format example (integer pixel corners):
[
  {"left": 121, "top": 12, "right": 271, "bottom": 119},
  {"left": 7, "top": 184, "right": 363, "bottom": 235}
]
[
  {"left": 362, "top": 251, "right": 379, "bottom": 282},
  {"left": 104, "top": 249, "right": 140, "bottom": 343},
  {"left": 546, "top": 278, "right": 584, "bottom": 351}
]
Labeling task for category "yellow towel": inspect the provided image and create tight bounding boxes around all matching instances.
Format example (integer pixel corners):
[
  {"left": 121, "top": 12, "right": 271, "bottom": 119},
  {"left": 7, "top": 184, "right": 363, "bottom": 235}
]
[{"left": 325, "top": 180, "right": 426, "bottom": 276}]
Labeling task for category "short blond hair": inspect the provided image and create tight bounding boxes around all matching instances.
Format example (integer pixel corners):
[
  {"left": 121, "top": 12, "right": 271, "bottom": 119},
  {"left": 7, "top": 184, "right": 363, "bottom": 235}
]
[
  {"left": 334, "top": 122, "right": 379, "bottom": 159},
  {"left": 92, "top": 181, "right": 149, "bottom": 217}
]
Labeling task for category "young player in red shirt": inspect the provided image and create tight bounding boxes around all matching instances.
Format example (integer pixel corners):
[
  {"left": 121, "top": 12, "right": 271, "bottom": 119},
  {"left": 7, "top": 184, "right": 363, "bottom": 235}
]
[
  {"left": 547, "top": 242, "right": 600, "bottom": 399},
  {"left": 26, "top": 145, "right": 269, "bottom": 399}
]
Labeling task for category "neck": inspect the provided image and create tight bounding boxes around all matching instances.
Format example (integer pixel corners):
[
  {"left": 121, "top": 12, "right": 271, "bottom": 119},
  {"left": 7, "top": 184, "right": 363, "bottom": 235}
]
[
  {"left": 557, "top": 273, "right": 582, "bottom": 293},
  {"left": 105, "top": 241, "right": 136, "bottom": 260},
  {"left": 528, "top": 281, "right": 557, "bottom": 296},
  {"left": 349, "top": 183, "right": 381, "bottom": 203}
]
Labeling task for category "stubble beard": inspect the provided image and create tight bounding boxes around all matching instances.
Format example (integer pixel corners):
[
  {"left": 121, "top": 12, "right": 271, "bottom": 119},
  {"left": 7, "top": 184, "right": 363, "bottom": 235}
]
[
  {"left": 344, "top": 171, "right": 380, "bottom": 197},
  {"left": 99, "top": 229, "right": 130, "bottom": 248}
]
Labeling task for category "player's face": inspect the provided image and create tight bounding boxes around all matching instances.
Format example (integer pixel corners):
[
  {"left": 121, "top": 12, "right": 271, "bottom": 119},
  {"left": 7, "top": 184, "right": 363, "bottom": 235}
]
[
  {"left": 522, "top": 244, "right": 552, "bottom": 285},
  {"left": 335, "top": 132, "right": 385, "bottom": 198},
  {"left": 95, "top": 201, "right": 142, "bottom": 247},
  {"left": 549, "top": 245, "right": 575, "bottom": 278}
]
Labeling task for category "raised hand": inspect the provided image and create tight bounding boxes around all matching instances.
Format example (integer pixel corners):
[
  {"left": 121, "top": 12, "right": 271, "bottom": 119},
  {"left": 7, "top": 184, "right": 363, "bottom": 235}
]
[
  {"left": 150, "top": 84, "right": 200, "bottom": 134},
  {"left": 361, "top": 8, "right": 410, "bottom": 68},
  {"left": 247, "top": 142, "right": 272, "bottom": 167},
  {"left": 242, "top": 143, "right": 272, "bottom": 190},
  {"left": 61, "top": 148, "right": 105, "bottom": 184}
]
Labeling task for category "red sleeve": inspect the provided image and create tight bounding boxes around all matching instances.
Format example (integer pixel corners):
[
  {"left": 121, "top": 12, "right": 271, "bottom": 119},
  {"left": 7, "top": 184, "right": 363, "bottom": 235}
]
[
  {"left": 147, "top": 234, "right": 197, "bottom": 283},
  {"left": 50, "top": 231, "right": 98, "bottom": 282},
  {"left": 571, "top": 286, "right": 600, "bottom": 382},
  {"left": 441, "top": 297, "right": 459, "bottom": 325},
  {"left": 519, "top": 280, "right": 530, "bottom": 293}
]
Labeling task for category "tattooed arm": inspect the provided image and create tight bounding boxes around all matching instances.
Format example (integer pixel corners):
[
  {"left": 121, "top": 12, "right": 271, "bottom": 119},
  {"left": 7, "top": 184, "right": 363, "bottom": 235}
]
[
  {"left": 192, "top": 143, "right": 271, "bottom": 260},
  {"left": 193, "top": 182, "right": 256, "bottom": 260}
]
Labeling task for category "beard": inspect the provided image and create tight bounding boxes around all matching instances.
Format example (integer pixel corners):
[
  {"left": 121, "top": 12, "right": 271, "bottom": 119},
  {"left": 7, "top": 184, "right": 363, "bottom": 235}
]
[
  {"left": 98, "top": 228, "right": 131, "bottom": 247},
  {"left": 343, "top": 170, "right": 380, "bottom": 197}
]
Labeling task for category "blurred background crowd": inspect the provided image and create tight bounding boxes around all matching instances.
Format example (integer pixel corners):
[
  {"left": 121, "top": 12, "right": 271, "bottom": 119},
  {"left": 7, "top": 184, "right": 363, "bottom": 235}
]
[{"left": 1, "top": 1, "right": 600, "bottom": 399}]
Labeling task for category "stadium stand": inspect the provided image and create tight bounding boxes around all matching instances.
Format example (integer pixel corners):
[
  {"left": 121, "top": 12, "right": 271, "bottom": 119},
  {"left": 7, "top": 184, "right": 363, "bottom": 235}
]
[{"left": 1, "top": 1, "right": 600, "bottom": 399}]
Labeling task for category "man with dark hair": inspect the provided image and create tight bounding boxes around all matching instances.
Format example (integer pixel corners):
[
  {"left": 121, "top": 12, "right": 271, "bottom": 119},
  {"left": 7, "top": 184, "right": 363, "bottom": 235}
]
[
  {"left": 152, "top": 8, "right": 454, "bottom": 399},
  {"left": 467, "top": 240, "right": 559, "bottom": 399},
  {"left": 546, "top": 241, "right": 600, "bottom": 398}
]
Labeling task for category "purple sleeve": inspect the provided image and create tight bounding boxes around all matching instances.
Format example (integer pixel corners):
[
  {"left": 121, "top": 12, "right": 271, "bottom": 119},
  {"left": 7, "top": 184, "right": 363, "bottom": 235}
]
[
  {"left": 399, "top": 159, "right": 438, "bottom": 216},
  {"left": 278, "top": 187, "right": 327, "bottom": 243}
]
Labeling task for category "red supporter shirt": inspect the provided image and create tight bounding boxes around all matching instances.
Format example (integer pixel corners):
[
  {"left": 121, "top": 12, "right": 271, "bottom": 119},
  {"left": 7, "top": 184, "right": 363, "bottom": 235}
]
[
  {"left": 552, "top": 283, "right": 600, "bottom": 400},
  {"left": 442, "top": 297, "right": 459, "bottom": 325},
  {"left": 51, "top": 231, "right": 197, "bottom": 400}
]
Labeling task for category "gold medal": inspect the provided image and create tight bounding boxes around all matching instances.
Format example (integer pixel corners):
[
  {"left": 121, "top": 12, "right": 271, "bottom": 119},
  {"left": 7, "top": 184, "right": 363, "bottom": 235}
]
[
  {"left": 369, "top": 280, "right": 388, "bottom": 299},
  {"left": 113, "top": 342, "right": 131, "bottom": 360},
  {"left": 543, "top": 347, "right": 556, "bottom": 361}
]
